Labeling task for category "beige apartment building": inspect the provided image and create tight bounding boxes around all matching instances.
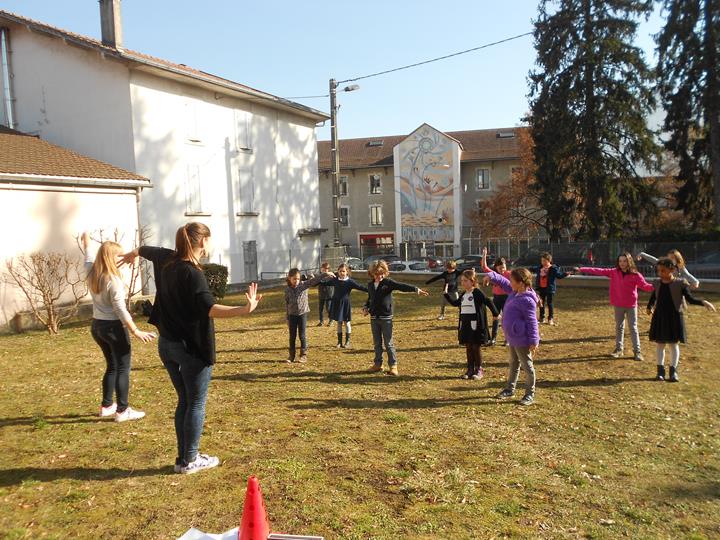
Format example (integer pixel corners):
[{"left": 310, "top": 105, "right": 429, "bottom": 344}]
[{"left": 318, "top": 125, "right": 523, "bottom": 259}]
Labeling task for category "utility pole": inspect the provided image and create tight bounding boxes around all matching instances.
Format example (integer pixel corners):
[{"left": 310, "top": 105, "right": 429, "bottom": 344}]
[{"left": 329, "top": 78, "right": 341, "bottom": 247}]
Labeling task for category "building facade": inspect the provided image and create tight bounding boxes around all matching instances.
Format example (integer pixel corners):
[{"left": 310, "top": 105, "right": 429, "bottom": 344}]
[
  {"left": 318, "top": 125, "right": 523, "bottom": 259},
  {"left": 0, "top": 7, "right": 328, "bottom": 283}
]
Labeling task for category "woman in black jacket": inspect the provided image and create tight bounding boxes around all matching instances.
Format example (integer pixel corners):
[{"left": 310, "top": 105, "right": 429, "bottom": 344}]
[
  {"left": 444, "top": 269, "right": 499, "bottom": 380},
  {"left": 121, "top": 222, "right": 262, "bottom": 474}
]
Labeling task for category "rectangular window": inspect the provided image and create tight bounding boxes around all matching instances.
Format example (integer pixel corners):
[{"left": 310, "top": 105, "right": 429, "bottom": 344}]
[
  {"left": 236, "top": 167, "right": 256, "bottom": 214},
  {"left": 235, "top": 109, "right": 252, "bottom": 151},
  {"left": 370, "top": 205, "right": 383, "bottom": 226},
  {"left": 184, "top": 100, "right": 201, "bottom": 143},
  {"left": 339, "top": 175, "right": 349, "bottom": 197},
  {"left": 369, "top": 173, "right": 382, "bottom": 194},
  {"left": 185, "top": 164, "right": 207, "bottom": 214},
  {"left": 476, "top": 168, "right": 491, "bottom": 190},
  {"left": 340, "top": 206, "right": 350, "bottom": 227}
]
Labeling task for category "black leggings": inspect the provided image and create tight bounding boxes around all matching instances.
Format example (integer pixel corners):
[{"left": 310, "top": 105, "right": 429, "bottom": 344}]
[
  {"left": 91, "top": 319, "right": 131, "bottom": 412},
  {"left": 538, "top": 288, "right": 554, "bottom": 320},
  {"left": 465, "top": 343, "right": 482, "bottom": 376},
  {"left": 491, "top": 295, "right": 508, "bottom": 340}
]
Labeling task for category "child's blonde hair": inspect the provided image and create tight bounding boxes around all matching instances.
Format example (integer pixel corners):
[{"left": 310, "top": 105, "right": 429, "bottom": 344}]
[
  {"left": 460, "top": 269, "right": 478, "bottom": 287},
  {"left": 446, "top": 260, "right": 457, "bottom": 270},
  {"left": 511, "top": 267, "right": 533, "bottom": 288},
  {"left": 87, "top": 241, "right": 123, "bottom": 295},
  {"left": 368, "top": 260, "right": 390, "bottom": 278},
  {"left": 667, "top": 249, "right": 686, "bottom": 270}
]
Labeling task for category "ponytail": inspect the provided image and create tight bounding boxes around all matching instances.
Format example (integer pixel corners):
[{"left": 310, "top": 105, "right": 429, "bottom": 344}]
[{"left": 171, "top": 222, "right": 211, "bottom": 268}]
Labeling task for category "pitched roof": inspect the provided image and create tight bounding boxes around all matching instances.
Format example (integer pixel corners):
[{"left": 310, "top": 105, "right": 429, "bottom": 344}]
[
  {"left": 318, "top": 127, "right": 525, "bottom": 171},
  {"left": 0, "top": 10, "right": 329, "bottom": 123},
  {"left": 0, "top": 126, "right": 150, "bottom": 185}
]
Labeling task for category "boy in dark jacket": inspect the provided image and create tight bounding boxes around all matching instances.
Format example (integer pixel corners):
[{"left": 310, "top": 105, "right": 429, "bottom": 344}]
[
  {"left": 529, "top": 252, "right": 569, "bottom": 325},
  {"left": 363, "top": 260, "right": 429, "bottom": 376}
]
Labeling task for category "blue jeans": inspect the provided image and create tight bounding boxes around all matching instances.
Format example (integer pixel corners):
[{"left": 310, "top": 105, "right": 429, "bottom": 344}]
[
  {"left": 287, "top": 313, "right": 308, "bottom": 358},
  {"left": 91, "top": 319, "right": 131, "bottom": 412},
  {"left": 371, "top": 317, "right": 397, "bottom": 367},
  {"left": 158, "top": 337, "right": 213, "bottom": 466}
]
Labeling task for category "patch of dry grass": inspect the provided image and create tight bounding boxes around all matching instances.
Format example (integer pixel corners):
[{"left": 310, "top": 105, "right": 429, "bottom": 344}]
[{"left": 0, "top": 277, "right": 718, "bottom": 539}]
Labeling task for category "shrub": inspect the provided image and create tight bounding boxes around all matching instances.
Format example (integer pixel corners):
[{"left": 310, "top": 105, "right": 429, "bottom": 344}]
[{"left": 202, "top": 263, "right": 228, "bottom": 300}]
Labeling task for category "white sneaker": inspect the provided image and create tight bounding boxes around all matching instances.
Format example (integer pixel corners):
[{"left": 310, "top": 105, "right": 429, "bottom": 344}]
[
  {"left": 180, "top": 454, "right": 219, "bottom": 474},
  {"left": 99, "top": 403, "right": 117, "bottom": 417},
  {"left": 437, "top": 315, "right": 445, "bottom": 320},
  {"left": 114, "top": 407, "right": 145, "bottom": 423}
]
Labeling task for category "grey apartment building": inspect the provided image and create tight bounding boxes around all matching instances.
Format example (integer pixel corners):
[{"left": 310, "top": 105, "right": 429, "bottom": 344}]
[{"left": 318, "top": 124, "right": 523, "bottom": 259}]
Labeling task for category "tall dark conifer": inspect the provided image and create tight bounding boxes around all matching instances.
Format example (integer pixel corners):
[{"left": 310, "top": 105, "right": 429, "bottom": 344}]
[
  {"left": 529, "top": 0, "right": 661, "bottom": 239},
  {"left": 656, "top": 0, "right": 720, "bottom": 228}
]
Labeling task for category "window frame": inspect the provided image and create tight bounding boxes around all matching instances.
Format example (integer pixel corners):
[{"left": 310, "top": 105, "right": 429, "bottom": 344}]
[
  {"left": 475, "top": 168, "right": 491, "bottom": 191},
  {"left": 369, "top": 204, "right": 383, "bottom": 227}
]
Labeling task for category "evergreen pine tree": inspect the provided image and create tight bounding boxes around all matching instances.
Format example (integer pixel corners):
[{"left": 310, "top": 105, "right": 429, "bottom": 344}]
[
  {"left": 656, "top": 0, "right": 720, "bottom": 228},
  {"left": 529, "top": 0, "right": 661, "bottom": 239}
]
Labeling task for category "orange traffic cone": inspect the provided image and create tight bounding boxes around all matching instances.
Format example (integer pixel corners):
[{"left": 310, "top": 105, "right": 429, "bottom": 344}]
[{"left": 238, "top": 476, "right": 270, "bottom": 540}]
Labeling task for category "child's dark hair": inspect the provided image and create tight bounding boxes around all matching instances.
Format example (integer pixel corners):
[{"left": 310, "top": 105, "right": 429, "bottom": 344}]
[
  {"left": 286, "top": 268, "right": 301, "bottom": 285},
  {"left": 656, "top": 257, "right": 676, "bottom": 270},
  {"left": 511, "top": 267, "right": 533, "bottom": 288},
  {"left": 461, "top": 269, "right": 478, "bottom": 287},
  {"left": 492, "top": 256, "right": 507, "bottom": 270},
  {"left": 337, "top": 263, "right": 351, "bottom": 276},
  {"left": 616, "top": 252, "right": 638, "bottom": 273},
  {"left": 540, "top": 252, "right": 553, "bottom": 263}
]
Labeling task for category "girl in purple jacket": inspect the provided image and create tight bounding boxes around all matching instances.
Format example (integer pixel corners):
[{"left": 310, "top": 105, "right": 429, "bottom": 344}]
[
  {"left": 488, "top": 267, "right": 540, "bottom": 406},
  {"left": 574, "top": 252, "right": 654, "bottom": 361}
]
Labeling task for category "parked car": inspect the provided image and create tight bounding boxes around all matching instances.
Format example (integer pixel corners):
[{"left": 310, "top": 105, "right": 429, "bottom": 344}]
[
  {"left": 511, "top": 245, "right": 595, "bottom": 270},
  {"left": 388, "top": 260, "right": 433, "bottom": 273},
  {"left": 344, "top": 257, "right": 366, "bottom": 271},
  {"left": 363, "top": 253, "right": 402, "bottom": 267},
  {"left": 415, "top": 255, "right": 444, "bottom": 269},
  {"left": 453, "top": 255, "right": 485, "bottom": 272},
  {"left": 687, "top": 251, "right": 720, "bottom": 280}
]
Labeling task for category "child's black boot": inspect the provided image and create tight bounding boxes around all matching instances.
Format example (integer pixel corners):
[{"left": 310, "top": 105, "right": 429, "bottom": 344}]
[
  {"left": 344, "top": 334, "right": 352, "bottom": 349},
  {"left": 336, "top": 333, "right": 344, "bottom": 349},
  {"left": 656, "top": 365, "right": 665, "bottom": 381},
  {"left": 669, "top": 366, "right": 679, "bottom": 382}
]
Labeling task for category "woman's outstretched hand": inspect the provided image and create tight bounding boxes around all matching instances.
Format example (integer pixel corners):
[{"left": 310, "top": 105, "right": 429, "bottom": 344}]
[
  {"left": 245, "top": 282, "right": 262, "bottom": 313},
  {"left": 118, "top": 249, "right": 139, "bottom": 268}
]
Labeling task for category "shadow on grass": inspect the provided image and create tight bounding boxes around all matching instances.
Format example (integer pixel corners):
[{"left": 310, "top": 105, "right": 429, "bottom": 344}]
[
  {"left": 0, "top": 413, "right": 105, "bottom": 428},
  {"left": 214, "top": 369, "right": 459, "bottom": 384},
  {"left": 655, "top": 480, "right": 720, "bottom": 501},
  {"left": 282, "top": 395, "right": 504, "bottom": 410},
  {"left": 215, "top": 325, "right": 286, "bottom": 334},
  {"left": 0, "top": 466, "right": 171, "bottom": 486},
  {"left": 539, "top": 335, "right": 615, "bottom": 345}
]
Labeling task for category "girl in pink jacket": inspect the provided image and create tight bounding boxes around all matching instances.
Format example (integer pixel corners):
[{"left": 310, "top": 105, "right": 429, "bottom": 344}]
[{"left": 575, "top": 252, "right": 654, "bottom": 361}]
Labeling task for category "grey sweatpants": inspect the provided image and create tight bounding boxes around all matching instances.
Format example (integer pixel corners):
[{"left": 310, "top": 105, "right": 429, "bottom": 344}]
[
  {"left": 506, "top": 346, "right": 536, "bottom": 396},
  {"left": 613, "top": 306, "right": 640, "bottom": 353}
]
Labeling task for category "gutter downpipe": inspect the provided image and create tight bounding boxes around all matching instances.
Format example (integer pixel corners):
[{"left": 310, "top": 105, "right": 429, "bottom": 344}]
[{"left": 1, "top": 27, "right": 17, "bottom": 129}]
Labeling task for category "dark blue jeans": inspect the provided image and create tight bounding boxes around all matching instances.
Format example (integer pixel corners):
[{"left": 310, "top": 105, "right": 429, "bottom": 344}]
[
  {"left": 318, "top": 298, "right": 331, "bottom": 323},
  {"left": 287, "top": 313, "right": 308, "bottom": 358},
  {"left": 370, "top": 317, "right": 397, "bottom": 367},
  {"left": 158, "top": 337, "right": 213, "bottom": 466},
  {"left": 91, "top": 319, "right": 131, "bottom": 413}
]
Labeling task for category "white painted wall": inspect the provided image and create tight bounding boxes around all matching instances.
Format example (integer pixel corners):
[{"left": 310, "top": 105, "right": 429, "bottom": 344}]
[
  {"left": 0, "top": 186, "right": 140, "bottom": 328},
  {"left": 129, "top": 72, "right": 322, "bottom": 282},
  {"left": 7, "top": 24, "right": 136, "bottom": 172}
]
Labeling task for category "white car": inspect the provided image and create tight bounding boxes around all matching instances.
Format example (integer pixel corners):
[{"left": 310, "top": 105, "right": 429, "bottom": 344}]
[{"left": 388, "top": 260, "right": 436, "bottom": 273}]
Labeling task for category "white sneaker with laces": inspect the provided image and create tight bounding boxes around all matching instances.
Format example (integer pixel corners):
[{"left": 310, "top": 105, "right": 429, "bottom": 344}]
[
  {"left": 99, "top": 403, "right": 117, "bottom": 417},
  {"left": 180, "top": 454, "right": 220, "bottom": 474},
  {"left": 114, "top": 407, "right": 146, "bottom": 423}
]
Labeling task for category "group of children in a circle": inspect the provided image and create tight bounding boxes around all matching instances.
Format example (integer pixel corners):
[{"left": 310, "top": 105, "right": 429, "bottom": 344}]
[{"left": 284, "top": 246, "right": 716, "bottom": 406}]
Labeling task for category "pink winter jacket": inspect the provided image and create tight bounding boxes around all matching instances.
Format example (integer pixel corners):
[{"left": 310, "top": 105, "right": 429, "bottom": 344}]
[{"left": 578, "top": 267, "right": 654, "bottom": 308}]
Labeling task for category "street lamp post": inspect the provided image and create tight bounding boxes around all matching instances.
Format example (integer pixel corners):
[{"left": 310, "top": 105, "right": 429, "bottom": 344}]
[{"left": 329, "top": 78, "right": 359, "bottom": 247}]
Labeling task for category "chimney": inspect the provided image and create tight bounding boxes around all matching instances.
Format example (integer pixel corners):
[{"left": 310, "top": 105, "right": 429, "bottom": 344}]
[{"left": 99, "top": 0, "right": 123, "bottom": 49}]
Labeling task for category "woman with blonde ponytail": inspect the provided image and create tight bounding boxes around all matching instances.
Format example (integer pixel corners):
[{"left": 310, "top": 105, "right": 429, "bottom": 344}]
[
  {"left": 121, "top": 222, "right": 262, "bottom": 475},
  {"left": 83, "top": 232, "right": 155, "bottom": 423}
]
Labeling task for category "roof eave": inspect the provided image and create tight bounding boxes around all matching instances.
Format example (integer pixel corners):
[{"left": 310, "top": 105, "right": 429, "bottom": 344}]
[{"left": 0, "top": 172, "right": 152, "bottom": 189}]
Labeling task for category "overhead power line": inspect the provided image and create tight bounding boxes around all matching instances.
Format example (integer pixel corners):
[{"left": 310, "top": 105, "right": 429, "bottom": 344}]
[
  {"left": 285, "top": 30, "right": 533, "bottom": 100},
  {"left": 337, "top": 31, "right": 533, "bottom": 84}
]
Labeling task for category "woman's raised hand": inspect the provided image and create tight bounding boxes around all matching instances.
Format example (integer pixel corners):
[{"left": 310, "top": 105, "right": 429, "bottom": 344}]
[
  {"left": 118, "top": 249, "right": 139, "bottom": 268},
  {"left": 245, "top": 282, "right": 262, "bottom": 313}
]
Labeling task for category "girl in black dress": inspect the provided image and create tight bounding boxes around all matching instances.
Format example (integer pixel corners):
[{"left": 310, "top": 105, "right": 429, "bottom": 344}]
[
  {"left": 647, "top": 258, "right": 715, "bottom": 382},
  {"left": 326, "top": 264, "right": 368, "bottom": 349},
  {"left": 444, "top": 269, "right": 499, "bottom": 380}
]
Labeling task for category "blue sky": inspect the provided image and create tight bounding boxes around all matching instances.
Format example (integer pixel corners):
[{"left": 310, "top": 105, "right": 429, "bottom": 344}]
[{"left": 1, "top": 0, "right": 663, "bottom": 140}]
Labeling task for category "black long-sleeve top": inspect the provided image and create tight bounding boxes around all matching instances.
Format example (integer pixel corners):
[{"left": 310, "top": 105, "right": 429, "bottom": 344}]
[
  {"left": 425, "top": 269, "right": 461, "bottom": 294},
  {"left": 364, "top": 278, "right": 418, "bottom": 318}
]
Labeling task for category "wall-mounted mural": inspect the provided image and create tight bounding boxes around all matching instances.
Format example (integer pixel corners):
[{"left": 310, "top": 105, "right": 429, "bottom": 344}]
[{"left": 396, "top": 125, "right": 456, "bottom": 242}]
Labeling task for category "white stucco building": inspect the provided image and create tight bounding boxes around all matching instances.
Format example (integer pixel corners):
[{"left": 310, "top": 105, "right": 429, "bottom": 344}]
[{"left": 0, "top": 4, "right": 329, "bottom": 284}]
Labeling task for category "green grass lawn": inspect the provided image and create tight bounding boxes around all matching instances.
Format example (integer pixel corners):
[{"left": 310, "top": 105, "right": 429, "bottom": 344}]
[{"left": 1, "top": 277, "right": 718, "bottom": 539}]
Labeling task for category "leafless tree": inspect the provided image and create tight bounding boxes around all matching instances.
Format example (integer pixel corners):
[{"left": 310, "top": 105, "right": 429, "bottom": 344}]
[{"left": 4, "top": 252, "right": 87, "bottom": 334}]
